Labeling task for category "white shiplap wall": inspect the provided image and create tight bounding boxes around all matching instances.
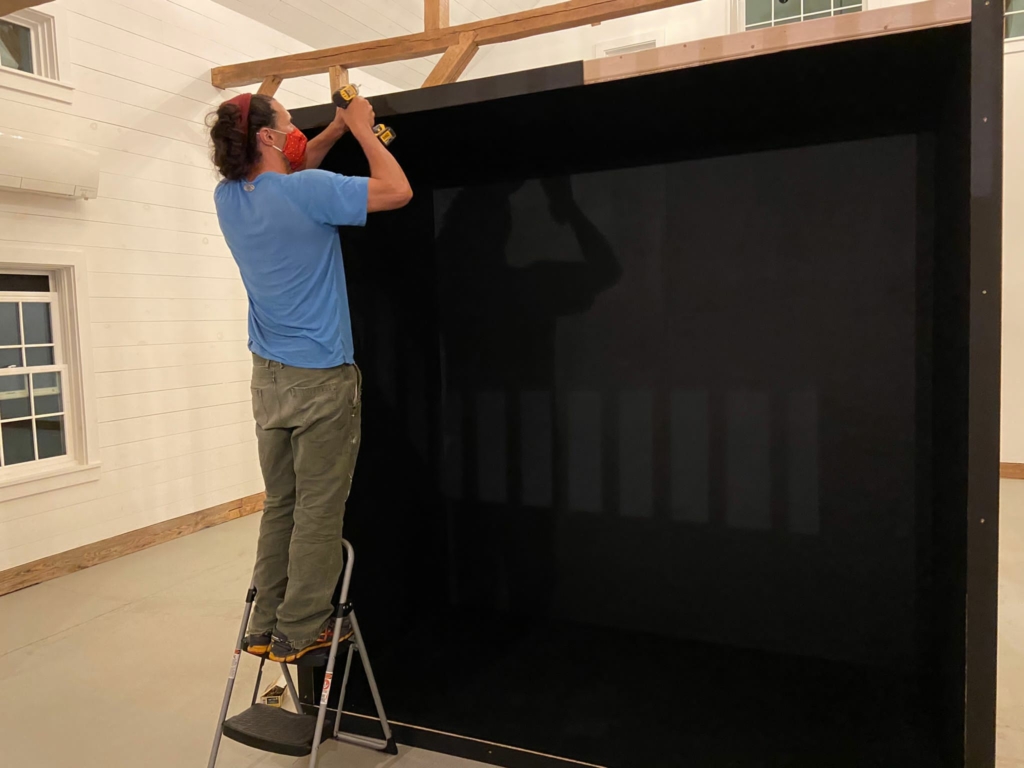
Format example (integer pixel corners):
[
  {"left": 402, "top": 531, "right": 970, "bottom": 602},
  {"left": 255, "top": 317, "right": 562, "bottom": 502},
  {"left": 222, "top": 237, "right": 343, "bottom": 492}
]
[{"left": 0, "top": 0, "right": 391, "bottom": 571}]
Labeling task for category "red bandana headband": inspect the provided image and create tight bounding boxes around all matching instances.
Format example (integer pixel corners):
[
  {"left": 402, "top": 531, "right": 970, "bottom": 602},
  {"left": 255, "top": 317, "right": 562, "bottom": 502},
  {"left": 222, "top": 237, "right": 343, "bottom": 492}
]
[{"left": 226, "top": 92, "right": 252, "bottom": 134}]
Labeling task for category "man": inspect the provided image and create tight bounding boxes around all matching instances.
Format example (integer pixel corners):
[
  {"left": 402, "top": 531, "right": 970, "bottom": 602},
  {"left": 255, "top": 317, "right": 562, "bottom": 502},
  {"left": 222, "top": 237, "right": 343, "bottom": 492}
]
[{"left": 209, "top": 92, "right": 412, "bottom": 662}]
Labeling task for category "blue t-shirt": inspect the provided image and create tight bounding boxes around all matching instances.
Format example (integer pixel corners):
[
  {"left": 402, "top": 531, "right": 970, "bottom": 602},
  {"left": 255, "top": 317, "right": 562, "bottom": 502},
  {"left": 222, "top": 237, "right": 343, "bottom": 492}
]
[{"left": 214, "top": 170, "right": 369, "bottom": 369}]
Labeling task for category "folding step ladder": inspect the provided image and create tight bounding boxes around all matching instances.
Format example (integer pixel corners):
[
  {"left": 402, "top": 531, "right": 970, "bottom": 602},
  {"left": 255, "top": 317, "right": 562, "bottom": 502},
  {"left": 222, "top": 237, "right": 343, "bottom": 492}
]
[{"left": 208, "top": 539, "right": 397, "bottom": 767}]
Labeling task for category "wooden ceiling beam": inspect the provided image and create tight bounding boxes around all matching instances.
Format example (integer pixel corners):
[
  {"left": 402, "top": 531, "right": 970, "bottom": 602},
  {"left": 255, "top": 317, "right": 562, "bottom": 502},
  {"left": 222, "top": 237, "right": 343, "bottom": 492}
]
[
  {"left": 425, "top": 0, "right": 450, "bottom": 31},
  {"left": 0, "top": 1, "right": 46, "bottom": 14},
  {"left": 423, "top": 31, "right": 479, "bottom": 87},
  {"left": 211, "top": 0, "right": 699, "bottom": 89}
]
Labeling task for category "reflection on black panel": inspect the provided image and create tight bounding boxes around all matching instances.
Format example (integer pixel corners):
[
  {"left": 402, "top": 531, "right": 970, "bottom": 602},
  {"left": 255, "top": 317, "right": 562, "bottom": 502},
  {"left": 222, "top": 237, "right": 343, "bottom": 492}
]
[
  {"left": 671, "top": 390, "right": 710, "bottom": 523},
  {"left": 726, "top": 391, "right": 772, "bottom": 531},
  {"left": 434, "top": 137, "right": 917, "bottom": 669}
]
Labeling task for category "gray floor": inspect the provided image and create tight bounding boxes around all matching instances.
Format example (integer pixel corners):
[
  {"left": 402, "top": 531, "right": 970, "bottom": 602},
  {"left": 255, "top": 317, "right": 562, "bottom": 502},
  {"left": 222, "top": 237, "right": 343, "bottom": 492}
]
[
  {"left": 0, "top": 513, "right": 487, "bottom": 768},
  {"left": 4, "top": 482, "right": 1024, "bottom": 766}
]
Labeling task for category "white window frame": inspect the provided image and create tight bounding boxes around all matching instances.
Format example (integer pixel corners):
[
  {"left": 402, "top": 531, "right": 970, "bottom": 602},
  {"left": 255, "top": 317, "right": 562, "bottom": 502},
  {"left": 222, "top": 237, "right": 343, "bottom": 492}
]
[
  {"left": 734, "top": 0, "right": 866, "bottom": 32},
  {"left": 0, "top": 245, "right": 99, "bottom": 502},
  {"left": 0, "top": 4, "right": 73, "bottom": 105}
]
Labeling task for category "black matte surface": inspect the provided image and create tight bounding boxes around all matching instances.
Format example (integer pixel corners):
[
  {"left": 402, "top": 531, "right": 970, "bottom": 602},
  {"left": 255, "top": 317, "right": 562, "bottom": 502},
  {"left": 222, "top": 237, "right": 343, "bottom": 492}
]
[
  {"left": 222, "top": 704, "right": 321, "bottom": 756},
  {"left": 296, "top": 24, "right": 994, "bottom": 768}
]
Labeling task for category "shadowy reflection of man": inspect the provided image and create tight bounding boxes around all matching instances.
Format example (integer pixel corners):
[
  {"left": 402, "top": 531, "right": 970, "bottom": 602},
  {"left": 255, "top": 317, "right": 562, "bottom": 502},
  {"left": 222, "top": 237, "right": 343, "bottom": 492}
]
[{"left": 436, "top": 175, "right": 622, "bottom": 621}]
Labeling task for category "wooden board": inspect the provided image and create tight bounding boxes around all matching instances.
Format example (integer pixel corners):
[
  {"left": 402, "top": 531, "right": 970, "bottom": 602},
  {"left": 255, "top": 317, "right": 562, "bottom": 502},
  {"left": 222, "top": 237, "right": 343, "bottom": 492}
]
[
  {"left": 0, "top": 1, "right": 45, "bottom": 13},
  {"left": 0, "top": 491, "right": 264, "bottom": 597},
  {"left": 211, "top": 0, "right": 701, "bottom": 88},
  {"left": 425, "top": 0, "right": 450, "bottom": 32},
  {"left": 1002, "top": 463, "right": 1024, "bottom": 480},
  {"left": 584, "top": 0, "right": 971, "bottom": 84}
]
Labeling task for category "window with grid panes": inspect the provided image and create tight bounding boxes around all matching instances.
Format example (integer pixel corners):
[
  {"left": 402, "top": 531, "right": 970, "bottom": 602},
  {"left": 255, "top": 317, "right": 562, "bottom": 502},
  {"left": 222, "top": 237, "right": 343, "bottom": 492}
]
[
  {"left": 1010, "top": 0, "right": 1024, "bottom": 39},
  {"left": 745, "top": 0, "right": 862, "bottom": 30},
  {"left": 0, "top": 273, "right": 68, "bottom": 468}
]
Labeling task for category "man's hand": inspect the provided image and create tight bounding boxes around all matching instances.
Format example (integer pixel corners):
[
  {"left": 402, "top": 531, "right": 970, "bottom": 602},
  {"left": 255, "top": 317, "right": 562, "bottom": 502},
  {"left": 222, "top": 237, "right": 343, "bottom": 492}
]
[
  {"left": 328, "top": 106, "right": 349, "bottom": 137},
  {"left": 341, "top": 96, "right": 376, "bottom": 136}
]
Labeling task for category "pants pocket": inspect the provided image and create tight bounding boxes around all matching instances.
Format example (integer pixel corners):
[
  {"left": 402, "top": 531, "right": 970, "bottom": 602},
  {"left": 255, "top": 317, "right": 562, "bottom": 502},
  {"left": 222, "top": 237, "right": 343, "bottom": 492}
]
[{"left": 251, "top": 387, "right": 269, "bottom": 427}]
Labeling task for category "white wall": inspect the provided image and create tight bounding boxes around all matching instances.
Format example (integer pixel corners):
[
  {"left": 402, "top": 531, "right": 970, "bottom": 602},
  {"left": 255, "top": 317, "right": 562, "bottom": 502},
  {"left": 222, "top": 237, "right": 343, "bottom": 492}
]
[
  {"left": 1003, "top": 44, "right": 1024, "bottom": 462},
  {"left": 0, "top": 0, "right": 393, "bottom": 571},
  {"left": 463, "top": 0, "right": 732, "bottom": 81}
]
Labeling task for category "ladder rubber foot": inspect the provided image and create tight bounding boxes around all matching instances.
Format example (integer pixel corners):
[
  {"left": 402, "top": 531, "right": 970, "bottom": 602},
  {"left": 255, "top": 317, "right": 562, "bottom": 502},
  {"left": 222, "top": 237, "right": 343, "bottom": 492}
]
[
  {"left": 384, "top": 736, "right": 399, "bottom": 755},
  {"left": 222, "top": 704, "right": 329, "bottom": 756}
]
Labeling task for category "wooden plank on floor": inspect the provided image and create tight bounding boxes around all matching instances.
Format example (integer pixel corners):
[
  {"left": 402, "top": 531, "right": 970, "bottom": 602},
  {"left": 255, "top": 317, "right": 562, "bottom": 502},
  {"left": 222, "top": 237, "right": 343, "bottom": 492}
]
[{"left": 0, "top": 491, "right": 265, "bottom": 597}]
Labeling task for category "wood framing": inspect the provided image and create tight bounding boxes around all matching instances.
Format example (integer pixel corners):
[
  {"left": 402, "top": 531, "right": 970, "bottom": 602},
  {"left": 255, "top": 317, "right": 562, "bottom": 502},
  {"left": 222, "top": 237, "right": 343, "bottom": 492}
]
[
  {"left": 257, "top": 75, "right": 283, "bottom": 97},
  {"left": 0, "top": 1, "right": 45, "bottom": 14},
  {"left": 329, "top": 65, "right": 350, "bottom": 94},
  {"left": 211, "top": 0, "right": 699, "bottom": 89},
  {"left": 423, "top": 32, "right": 479, "bottom": 87},
  {"left": 425, "top": 0, "right": 450, "bottom": 31},
  {"left": 0, "top": 492, "right": 265, "bottom": 597},
  {"left": 583, "top": 0, "right": 970, "bottom": 83},
  {"left": 1002, "top": 463, "right": 1024, "bottom": 480}
]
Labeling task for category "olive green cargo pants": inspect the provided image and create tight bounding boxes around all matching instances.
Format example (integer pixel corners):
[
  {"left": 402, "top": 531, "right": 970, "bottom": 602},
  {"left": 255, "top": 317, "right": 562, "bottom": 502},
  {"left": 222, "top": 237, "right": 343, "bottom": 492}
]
[{"left": 248, "top": 353, "right": 362, "bottom": 647}]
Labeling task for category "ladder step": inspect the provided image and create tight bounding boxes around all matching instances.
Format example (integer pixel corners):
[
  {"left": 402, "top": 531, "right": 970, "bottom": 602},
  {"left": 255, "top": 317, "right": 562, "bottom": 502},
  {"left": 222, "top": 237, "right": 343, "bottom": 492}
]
[{"left": 221, "top": 704, "right": 328, "bottom": 756}]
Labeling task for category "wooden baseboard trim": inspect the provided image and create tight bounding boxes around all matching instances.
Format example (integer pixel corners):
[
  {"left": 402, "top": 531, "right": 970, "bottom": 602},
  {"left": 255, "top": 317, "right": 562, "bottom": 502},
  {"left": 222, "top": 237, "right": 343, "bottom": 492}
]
[
  {"left": 1002, "top": 463, "right": 1024, "bottom": 480},
  {"left": 0, "top": 491, "right": 265, "bottom": 598}
]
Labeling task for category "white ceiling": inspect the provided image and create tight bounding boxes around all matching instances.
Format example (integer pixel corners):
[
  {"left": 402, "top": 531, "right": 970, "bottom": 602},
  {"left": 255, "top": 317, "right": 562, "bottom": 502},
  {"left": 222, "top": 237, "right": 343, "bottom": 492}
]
[{"left": 212, "top": 0, "right": 545, "bottom": 92}]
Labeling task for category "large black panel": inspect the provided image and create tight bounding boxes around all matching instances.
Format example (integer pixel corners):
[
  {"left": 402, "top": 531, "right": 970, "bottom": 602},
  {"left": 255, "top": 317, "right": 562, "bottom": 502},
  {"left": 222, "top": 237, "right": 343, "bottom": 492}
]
[{"left": 293, "top": 22, "right": 997, "bottom": 768}]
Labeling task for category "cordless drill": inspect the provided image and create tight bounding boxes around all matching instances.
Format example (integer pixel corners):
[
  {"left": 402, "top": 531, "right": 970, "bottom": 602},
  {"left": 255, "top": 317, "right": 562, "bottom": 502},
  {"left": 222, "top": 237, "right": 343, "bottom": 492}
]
[{"left": 332, "top": 84, "right": 396, "bottom": 147}]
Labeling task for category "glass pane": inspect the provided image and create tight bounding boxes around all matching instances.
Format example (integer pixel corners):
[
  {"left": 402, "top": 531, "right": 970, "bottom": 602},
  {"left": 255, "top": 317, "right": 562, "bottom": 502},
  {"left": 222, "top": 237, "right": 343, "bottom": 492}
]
[
  {"left": 36, "top": 415, "right": 66, "bottom": 460},
  {"left": 835, "top": 0, "right": 861, "bottom": 8},
  {"left": 1, "top": 420, "right": 34, "bottom": 465},
  {"left": 1009, "top": 12, "right": 1024, "bottom": 39},
  {"left": 22, "top": 303, "right": 52, "bottom": 344},
  {"left": 0, "top": 21, "right": 33, "bottom": 75},
  {"left": 0, "top": 374, "right": 30, "bottom": 420},
  {"left": 0, "top": 274, "right": 49, "bottom": 292},
  {"left": 836, "top": 5, "right": 861, "bottom": 13},
  {"left": 0, "top": 303, "right": 19, "bottom": 346},
  {"left": 1008, "top": 0, "right": 1024, "bottom": 13},
  {"left": 774, "top": 0, "right": 801, "bottom": 20},
  {"left": 804, "top": 0, "right": 831, "bottom": 14},
  {"left": 747, "top": 0, "right": 773, "bottom": 26},
  {"left": 0, "top": 348, "right": 22, "bottom": 368},
  {"left": 25, "top": 346, "right": 54, "bottom": 366},
  {"left": 33, "top": 372, "right": 62, "bottom": 415}
]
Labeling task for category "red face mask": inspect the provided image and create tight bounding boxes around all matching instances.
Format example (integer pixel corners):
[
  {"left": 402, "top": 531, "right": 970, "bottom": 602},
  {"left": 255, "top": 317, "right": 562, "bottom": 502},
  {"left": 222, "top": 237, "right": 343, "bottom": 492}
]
[{"left": 269, "top": 127, "right": 308, "bottom": 172}]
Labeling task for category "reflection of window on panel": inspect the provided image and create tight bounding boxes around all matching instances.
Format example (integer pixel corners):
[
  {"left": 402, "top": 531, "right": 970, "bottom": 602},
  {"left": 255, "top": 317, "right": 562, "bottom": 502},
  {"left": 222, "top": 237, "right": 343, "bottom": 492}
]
[
  {"left": 568, "top": 391, "right": 602, "bottom": 514},
  {"left": 520, "top": 391, "right": 552, "bottom": 509},
  {"left": 726, "top": 391, "right": 772, "bottom": 531},
  {"left": 671, "top": 390, "right": 710, "bottom": 524},
  {"left": 1008, "top": 0, "right": 1024, "bottom": 40},
  {"left": 441, "top": 392, "right": 463, "bottom": 500},
  {"left": 0, "top": 274, "right": 67, "bottom": 469},
  {"left": 619, "top": 390, "right": 653, "bottom": 518},
  {"left": 476, "top": 391, "right": 507, "bottom": 504},
  {"left": 787, "top": 390, "right": 820, "bottom": 535},
  {"left": 745, "top": 0, "right": 862, "bottom": 31}
]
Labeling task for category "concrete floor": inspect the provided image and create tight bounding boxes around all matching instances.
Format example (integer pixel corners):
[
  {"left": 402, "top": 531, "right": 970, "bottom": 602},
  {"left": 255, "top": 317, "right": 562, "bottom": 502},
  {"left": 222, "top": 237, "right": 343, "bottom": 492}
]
[{"left": 2, "top": 481, "right": 1024, "bottom": 767}]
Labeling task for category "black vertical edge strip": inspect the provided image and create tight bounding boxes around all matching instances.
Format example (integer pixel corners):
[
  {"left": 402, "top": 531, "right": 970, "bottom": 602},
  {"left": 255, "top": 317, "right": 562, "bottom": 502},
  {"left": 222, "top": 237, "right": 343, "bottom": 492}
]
[
  {"left": 292, "top": 61, "right": 585, "bottom": 131},
  {"left": 965, "top": 4, "right": 1003, "bottom": 767}
]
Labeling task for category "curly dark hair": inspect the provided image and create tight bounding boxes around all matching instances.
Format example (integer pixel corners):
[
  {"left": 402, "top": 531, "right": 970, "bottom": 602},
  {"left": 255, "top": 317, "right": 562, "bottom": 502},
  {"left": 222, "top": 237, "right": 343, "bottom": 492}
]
[{"left": 208, "top": 94, "right": 278, "bottom": 181}]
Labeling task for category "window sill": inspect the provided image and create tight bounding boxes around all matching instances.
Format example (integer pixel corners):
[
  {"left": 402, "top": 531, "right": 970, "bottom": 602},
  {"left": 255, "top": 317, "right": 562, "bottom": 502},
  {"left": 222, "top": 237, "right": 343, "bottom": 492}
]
[
  {"left": 0, "top": 460, "right": 101, "bottom": 503},
  {"left": 1008, "top": 39, "right": 1024, "bottom": 56},
  {"left": 0, "top": 66, "right": 73, "bottom": 105}
]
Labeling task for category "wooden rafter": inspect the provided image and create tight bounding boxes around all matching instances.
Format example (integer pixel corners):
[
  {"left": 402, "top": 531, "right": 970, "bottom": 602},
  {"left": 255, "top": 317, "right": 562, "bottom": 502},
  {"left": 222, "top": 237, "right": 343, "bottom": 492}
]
[
  {"left": 423, "top": 32, "right": 479, "bottom": 88},
  {"left": 211, "top": 0, "right": 700, "bottom": 89},
  {"left": 257, "top": 75, "right": 283, "bottom": 97},
  {"left": 425, "top": 0, "right": 450, "bottom": 31},
  {"left": 0, "top": 1, "right": 44, "bottom": 13}
]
